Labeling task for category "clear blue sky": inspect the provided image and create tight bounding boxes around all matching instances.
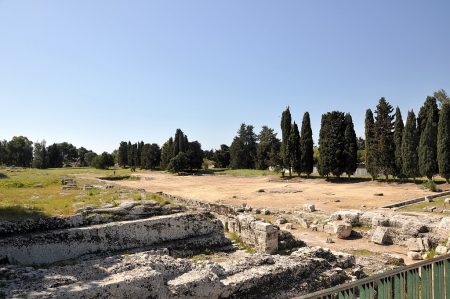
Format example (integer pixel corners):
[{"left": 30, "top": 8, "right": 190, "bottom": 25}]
[{"left": 1, "top": 1, "right": 449, "bottom": 153}]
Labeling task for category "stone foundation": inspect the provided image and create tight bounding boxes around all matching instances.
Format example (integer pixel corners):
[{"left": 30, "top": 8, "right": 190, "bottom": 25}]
[{"left": 0, "top": 212, "right": 229, "bottom": 265}]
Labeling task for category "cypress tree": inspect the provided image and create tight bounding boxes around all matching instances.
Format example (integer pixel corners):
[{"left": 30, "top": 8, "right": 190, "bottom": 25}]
[
  {"left": 118, "top": 141, "right": 128, "bottom": 167},
  {"left": 318, "top": 113, "right": 331, "bottom": 177},
  {"left": 437, "top": 102, "right": 450, "bottom": 183},
  {"left": 127, "top": 141, "right": 133, "bottom": 166},
  {"left": 300, "top": 112, "right": 314, "bottom": 177},
  {"left": 402, "top": 111, "right": 419, "bottom": 181},
  {"left": 418, "top": 96, "right": 439, "bottom": 137},
  {"left": 365, "top": 109, "right": 378, "bottom": 180},
  {"left": 419, "top": 108, "right": 438, "bottom": 180},
  {"left": 280, "top": 107, "right": 292, "bottom": 176},
  {"left": 318, "top": 112, "right": 346, "bottom": 178},
  {"left": 393, "top": 107, "right": 404, "bottom": 179},
  {"left": 288, "top": 122, "right": 301, "bottom": 175},
  {"left": 173, "top": 129, "right": 188, "bottom": 156},
  {"left": 330, "top": 111, "right": 346, "bottom": 178},
  {"left": 160, "top": 138, "right": 174, "bottom": 170},
  {"left": 374, "top": 98, "right": 395, "bottom": 181},
  {"left": 344, "top": 113, "right": 357, "bottom": 178}
]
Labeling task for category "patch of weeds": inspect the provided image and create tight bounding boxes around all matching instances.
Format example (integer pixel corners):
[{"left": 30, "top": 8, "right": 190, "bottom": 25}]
[
  {"left": 145, "top": 193, "right": 178, "bottom": 207},
  {"left": 86, "top": 189, "right": 100, "bottom": 196},
  {"left": 227, "top": 232, "right": 256, "bottom": 254},
  {"left": 132, "top": 193, "right": 142, "bottom": 201},
  {"left": 350, "top": 249, "right": 376, "bottom": 257},
  {"left": 129, "top": 176, "right": 141, "bottom": 181},
  {"left": 423, "top": 180, "right": 438, "bottom": 192},
  {"left": 6, "top": 181, "right": 25, "bottom": 188},
  {"left": 425, "top": 248, "right": 437, "bottom": 260},
  {"left": 253, "top": 213, "right": 273, "bottom": 224},
  {"left": 352, "top": 224, "right": 371, "bottom": 231}
]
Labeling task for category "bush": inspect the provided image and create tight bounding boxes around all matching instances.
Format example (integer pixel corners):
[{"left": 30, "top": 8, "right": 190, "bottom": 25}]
[
  {"left": 423, "top": 180, "right": 438, "bottom": 192},
  {"left": 167, "top": 152, "right": 189, "bottom": 173},
  {"left": 92, "top": 152, "right": 115, "bottom": 169}
]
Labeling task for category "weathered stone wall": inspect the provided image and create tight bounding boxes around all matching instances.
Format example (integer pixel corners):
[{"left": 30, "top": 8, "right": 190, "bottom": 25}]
[
  {"left": 1, "top": 247, "right": 354, "bottom": 299},
  {"left": 0, "top": 212, "right": 229, "bottom": 265},
  {"left": 221, "top": 214, "right": 279, "bottom": 254},
  {"left": 156, "top": 192, "right": 279, "bottom": 253},
  {"left": 0, "top": 199, "right": 184, "bottom": 238}
]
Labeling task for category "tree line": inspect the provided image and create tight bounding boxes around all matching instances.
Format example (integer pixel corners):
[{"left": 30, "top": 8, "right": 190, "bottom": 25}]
[
  {"left": 1, "top": 89, "right": 449, "bottom": 181},
  {"left": 365, "top": 90, "right": 450, "bottom": 183},
  {"left": 117, "top": 129, "right": 203, "bottom": 172},
  {"left": 0, "top": 138, "right": 108, "bottom": 169}
]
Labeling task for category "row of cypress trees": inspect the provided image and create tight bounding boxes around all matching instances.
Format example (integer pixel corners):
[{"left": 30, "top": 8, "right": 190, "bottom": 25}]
[
  {"left": 280, "top": 108, "right": 314, "bottom": 177},
  {"left": 365, "top": 96, "right": 450, "bottom": 182}
]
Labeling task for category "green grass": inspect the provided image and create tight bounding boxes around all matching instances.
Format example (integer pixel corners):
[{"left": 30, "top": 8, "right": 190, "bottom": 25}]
[
  {"left": 219, "top": 169, "right": 279, "bottom": 176},
  {"left": 227, "top": 231, "right": 256, "bottom": 254},
  {"left": 145, "top": 193, "right": 179, "bottom": 206},
  {"left": 398, "top": 195, "right": 450, "bottom": 213},
  {"left": 350, "top": 249, "right": 377, "bottom": 257},
  {"left": 0, "top": 167, "right": 147, "bottom": 220}
]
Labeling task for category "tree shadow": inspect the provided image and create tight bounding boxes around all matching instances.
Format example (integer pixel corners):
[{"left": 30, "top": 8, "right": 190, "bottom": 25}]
[{"left": 0, "top": 206, "right": 46, "bottom": 221}]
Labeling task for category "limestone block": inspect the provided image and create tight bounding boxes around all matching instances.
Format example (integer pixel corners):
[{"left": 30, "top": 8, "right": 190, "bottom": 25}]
[
  {"left": 371, "top": 227, "right": 389, "bottom": 245},
  {"left": 303, "top": 204, "right": 316, "bottom": 212}
]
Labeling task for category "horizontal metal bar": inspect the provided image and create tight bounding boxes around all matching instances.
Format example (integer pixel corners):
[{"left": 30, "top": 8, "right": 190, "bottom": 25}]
[{"left": 298, "top": 253, "right": 450, "bottom": 299}]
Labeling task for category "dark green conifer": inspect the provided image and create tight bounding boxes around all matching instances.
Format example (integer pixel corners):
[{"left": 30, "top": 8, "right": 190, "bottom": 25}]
[
  {"left": 419, "top": 108, "right": 438, "bottom": 180},
  {"left": 280, "top": 107, "right": 292, "bottom": 176},
  {"left": 365, "top": 109, "right": 378, "bottom": 180},
  {"left": 437, "top": 102, "right": 450, "bottom": 183},
  {"left": 393, "top": 107, "right": 404, "bottom": 179},
  {"left": 374, "top": 98, "right": 395, "bottom": 180},
  {"left": 300, "top": 112, "right": 314, "bottom": 177},
  {"left": 401, "top": 111, "right": 419, "bottom": 181},
  {"left": 344, "top": 113, "right": 357, "bottom": 178}
]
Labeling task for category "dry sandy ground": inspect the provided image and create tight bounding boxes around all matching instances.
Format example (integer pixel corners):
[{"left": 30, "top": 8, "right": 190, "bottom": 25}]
[
  {"left": 107, "top": 171, "right": 445, "bottom": 264},
  {"left": 114, "top": 172, "right": 434, "bottom": 213}
]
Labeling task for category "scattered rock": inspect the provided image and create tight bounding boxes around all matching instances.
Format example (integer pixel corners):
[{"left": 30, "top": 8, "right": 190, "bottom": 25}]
[
  {"left": 407, "top": 251, "right": 423, "bottom": 260},
  {"left": 371, "top": 227, "right": 389, "bottom": 245},
  {"left": 254, "top": 209, "right": 261, "bottom": 214},
  {"left": 424, "top": 196, "right": 433, "bottom": 203},
  {"left": 444, "top": 198, "right": 450, "bottom": 205},
  {"left": 373, "top": 193, "right": 383, "bottom": 196},
  {"left": 257, "top": 189, "right": 265, "bottom": 193},
  {"left": 262, "top": 209, "right": 271, "bottom": 215},
  {"left": 435, "top": 245, "right": 448, "bottom": 255},
  {"left": 283, "top": 223, "right": 293, "bottom": 230},
  {"left": 326, "top": 237, "right": 334, "bottom": 243},
  {"left": 325, "top": 221, "right": 352, "bottom": 239},
  {"left": 423, "top": 206, "right": 436, "bottom": 212},
  {"left": 405, "top": 237, "right": 430, "bottom": 252},
  {"left": 276, "top": 218, "right": 287, "bottom": 225},
  {"left": 32, "top": 183, "right": 44, "bottom": 188},
  {"left": 303, "top": 204, "right": 316, "bottom": 212}
]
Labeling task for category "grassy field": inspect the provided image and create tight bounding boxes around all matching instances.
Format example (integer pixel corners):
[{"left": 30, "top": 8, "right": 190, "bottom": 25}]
[
  {"left": 398, "top": 195, "right": 450, "bottom": 214},
  {"left": 0, "top": 167, "right": 146, "bottom": 220}
]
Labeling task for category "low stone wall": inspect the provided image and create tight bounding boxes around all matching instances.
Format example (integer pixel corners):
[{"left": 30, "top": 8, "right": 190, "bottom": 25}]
[
  {"left": 381, "top": 190, "right": 450, "bottom": 209},
  {"left": 0, "top": 212, "right": 229, "bottom": 265},
  {"left": 331, "top": 210, "right": 450, "bottom": 246},
  {"left": 156, "top": 192, "right": 279, "bottom": 253}
]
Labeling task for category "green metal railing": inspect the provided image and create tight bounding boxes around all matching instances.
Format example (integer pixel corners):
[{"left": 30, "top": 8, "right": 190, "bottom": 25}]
[{"left": 299, "top": 253, "right": 450, "bottom": 299}]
